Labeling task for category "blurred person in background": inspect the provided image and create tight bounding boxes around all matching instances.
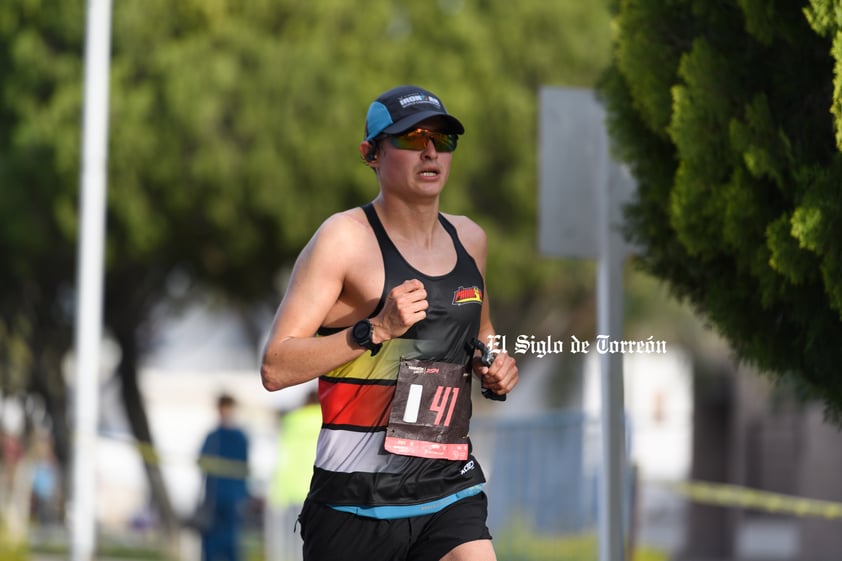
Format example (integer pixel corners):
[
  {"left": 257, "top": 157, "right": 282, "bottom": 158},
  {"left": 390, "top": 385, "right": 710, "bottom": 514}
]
[
  {"left": 260, "top": 85, "right": 518, "bottom": 561},
  {"left": 30, "top": 434, "right": 60, "bottom": 527},
  {"left": 196, "top": 393, "right": 250, "bottom": 561},
  {"left": 266, "top": 388, "right": 320, "bottom": 561}
]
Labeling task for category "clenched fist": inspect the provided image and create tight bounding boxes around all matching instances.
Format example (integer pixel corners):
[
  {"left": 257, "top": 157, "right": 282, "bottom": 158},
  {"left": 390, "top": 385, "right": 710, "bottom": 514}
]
[{"left": 372, "top": 279, "right": 428, "bottom": 342}]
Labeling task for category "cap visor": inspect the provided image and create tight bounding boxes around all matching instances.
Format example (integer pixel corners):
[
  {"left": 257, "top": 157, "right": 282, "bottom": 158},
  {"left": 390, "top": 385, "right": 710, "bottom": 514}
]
[{"left": 382, "top": 111, "right": 465, "bottom": 136}]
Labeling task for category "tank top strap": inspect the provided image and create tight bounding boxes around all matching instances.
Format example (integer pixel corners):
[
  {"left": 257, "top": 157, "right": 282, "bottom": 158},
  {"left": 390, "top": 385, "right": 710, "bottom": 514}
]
[
  {"left": 436, "top": 213, "right": 472, "bottom": 260},
  {"left": 361, "top": 203, "right": 403, "bottom": 319},
  {"left": 361, "top": 202, "right": 400, "bottom": 259}
]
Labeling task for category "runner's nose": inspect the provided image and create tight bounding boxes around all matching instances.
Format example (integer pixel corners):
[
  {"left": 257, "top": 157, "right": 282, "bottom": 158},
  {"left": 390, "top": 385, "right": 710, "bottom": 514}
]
[{"left": 420, "top": 138, "right": 438, "bottom": 159}]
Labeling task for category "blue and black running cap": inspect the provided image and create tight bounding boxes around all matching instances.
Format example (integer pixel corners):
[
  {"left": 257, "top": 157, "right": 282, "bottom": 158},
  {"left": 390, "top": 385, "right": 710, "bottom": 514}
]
[{"left": 364, "top": 85, "right": 465, "bottom": 141}]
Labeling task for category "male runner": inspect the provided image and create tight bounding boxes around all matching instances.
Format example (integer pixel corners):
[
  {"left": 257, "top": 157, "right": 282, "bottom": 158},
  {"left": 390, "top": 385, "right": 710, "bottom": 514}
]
[{"left": 260, "top": 85, "right": 518, "bottom": 561}]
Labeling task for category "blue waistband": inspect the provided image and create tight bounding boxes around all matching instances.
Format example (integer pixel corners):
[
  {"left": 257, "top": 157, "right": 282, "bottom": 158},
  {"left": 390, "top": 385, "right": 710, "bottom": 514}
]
[{"left": 328, "top": 484, "right": 484, "bottom": 520}]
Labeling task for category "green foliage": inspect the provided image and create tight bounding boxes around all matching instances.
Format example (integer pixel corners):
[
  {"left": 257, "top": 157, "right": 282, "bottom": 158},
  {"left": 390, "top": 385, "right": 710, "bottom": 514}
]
[
  {"left": 807, "top": 0, "right": 842, "bottom": 151},
  {"left": 600, "top": 0, "right": 842, "bottom": 418},
  {"left": 1, "top": 0, "right": 616, "bottom": 340},
  {"left": 90, "top": 0, "right": 615, "bottom": 304}
]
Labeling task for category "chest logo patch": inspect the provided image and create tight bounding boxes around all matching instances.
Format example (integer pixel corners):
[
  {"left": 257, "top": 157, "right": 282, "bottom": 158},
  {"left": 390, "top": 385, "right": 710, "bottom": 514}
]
[{"left": 452, "top": 286, "right": 483, "bottom": 306}]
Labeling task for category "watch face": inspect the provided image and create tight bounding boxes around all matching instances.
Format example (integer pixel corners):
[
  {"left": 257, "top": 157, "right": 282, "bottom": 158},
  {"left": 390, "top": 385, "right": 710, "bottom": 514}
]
[{"left": 353, "top": 319, "right": 371, "bottom": 342}]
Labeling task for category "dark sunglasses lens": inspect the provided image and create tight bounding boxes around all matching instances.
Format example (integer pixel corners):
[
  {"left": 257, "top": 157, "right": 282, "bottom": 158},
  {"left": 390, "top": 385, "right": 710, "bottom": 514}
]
[
  {"left": 390, "top": 131, "right": 458, "bottom": 152},
  {"left": 432, "top": 133, "right": 457, "bottom": 152},
  {"left": 389, "top": 133, "right": 425, "bottom": 150}
]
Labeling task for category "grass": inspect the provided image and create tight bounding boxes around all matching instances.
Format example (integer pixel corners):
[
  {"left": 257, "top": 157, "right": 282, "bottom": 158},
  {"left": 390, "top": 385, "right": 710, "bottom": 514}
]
[
  {"left": 0, "top": 542, "right": 28, "bottom": 561},
  {"left": 23, "top": 528, "right": 263, "bottom": 561},
  {"left": 494, "top": 522, "right": 668, "bottom": 561}
]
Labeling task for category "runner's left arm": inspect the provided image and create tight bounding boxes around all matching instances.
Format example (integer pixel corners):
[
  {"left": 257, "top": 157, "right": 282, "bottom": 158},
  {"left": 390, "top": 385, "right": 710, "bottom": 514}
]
[{"left": 449, "top": 214, "right": 518, "bottom": 397}]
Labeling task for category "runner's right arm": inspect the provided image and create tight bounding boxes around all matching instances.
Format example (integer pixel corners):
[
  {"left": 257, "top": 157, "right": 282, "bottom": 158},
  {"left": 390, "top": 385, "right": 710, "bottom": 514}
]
[
  {"left": 260, "top": 212, "right": 428, "bottom": 391},
  {"left": 260, "top": 213, "right": 363, "bottom": 390}
]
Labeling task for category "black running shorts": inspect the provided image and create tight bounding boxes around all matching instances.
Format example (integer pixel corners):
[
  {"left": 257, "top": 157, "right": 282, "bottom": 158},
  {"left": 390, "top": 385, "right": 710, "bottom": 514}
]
[{"left": 298, "top": 492, "right": 493, "bottom": 561}]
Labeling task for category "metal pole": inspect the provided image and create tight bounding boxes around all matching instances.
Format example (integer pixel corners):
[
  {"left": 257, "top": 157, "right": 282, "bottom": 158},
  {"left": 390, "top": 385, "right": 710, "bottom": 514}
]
[
  {"left": 537, "top": 87, "right": 633, "bottom": 561},
  {"left": 597, "top": 162, "right": 627, "bottom": 561},
  {"left": 72, "top": 1, "right": 113, "bottom": 560}
]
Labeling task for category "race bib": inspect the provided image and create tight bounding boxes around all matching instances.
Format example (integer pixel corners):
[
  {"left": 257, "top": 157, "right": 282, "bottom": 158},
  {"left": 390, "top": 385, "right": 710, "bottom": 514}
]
[
  {"left": 386, "top": 360, "right": 471, "bottom": 460},
  {"left": 385, "top": 359, "right": 472, "bottom": 461}
]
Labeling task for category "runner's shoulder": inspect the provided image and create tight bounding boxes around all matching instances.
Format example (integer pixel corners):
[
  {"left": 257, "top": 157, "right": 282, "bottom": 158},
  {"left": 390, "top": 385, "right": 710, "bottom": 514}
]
[
  {"left": 441, "top": 212, "right": 487, "bottom": 253},
  {"left": 312, "top": 207, "right": 372, "bottom": 246}
]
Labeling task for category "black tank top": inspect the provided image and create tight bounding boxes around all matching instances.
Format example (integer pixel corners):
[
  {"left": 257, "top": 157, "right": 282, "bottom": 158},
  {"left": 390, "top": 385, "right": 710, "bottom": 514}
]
[
  {"left": 362, "top": 202, "right": 484, "bottom": 362},
  {"left": 308, "top": 203, "right": 487, "bottom": 508}
]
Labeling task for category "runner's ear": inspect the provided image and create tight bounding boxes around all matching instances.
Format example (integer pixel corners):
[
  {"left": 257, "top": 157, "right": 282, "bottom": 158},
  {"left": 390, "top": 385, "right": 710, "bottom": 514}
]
[{"left": 364, "top": 140, "right": 378, "bottom": 162}]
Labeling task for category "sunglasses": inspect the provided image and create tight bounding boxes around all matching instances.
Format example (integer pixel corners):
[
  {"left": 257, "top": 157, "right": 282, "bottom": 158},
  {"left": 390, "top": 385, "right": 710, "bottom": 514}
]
[{"left": 387, "top": 129, "right": 459, "bottom": 153}]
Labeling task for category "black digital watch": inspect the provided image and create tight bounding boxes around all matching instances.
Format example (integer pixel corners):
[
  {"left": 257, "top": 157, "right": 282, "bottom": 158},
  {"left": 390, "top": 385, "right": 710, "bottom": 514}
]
[{"left": 352, "top": 318, "right": 382, "bottom": 356}]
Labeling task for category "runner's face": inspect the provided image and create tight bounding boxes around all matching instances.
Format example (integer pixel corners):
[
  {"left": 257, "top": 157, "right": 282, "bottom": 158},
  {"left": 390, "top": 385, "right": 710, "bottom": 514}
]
[{"left": 375, "top": 117, "right": 454, "bottom": 199}]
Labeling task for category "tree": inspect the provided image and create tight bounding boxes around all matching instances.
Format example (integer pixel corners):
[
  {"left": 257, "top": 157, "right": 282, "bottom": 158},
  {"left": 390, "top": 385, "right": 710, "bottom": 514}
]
[
  {"left": 0, "top": 0, "right": 84, "bottom": 484},
  {"left": 598, "top": 0, "right": 842, "bottom": 418}
]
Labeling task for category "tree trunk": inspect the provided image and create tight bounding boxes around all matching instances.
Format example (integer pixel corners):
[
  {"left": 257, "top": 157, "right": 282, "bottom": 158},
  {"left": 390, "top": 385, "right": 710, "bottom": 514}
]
[
  {"left": 31, "top": 347, "right": 70, "bottom": 468},
  {"left": 679, "top": 358, "right": 736, "bottom": 561},
  {"left": 113, "top": 326, "right": 179, "bottom": 535}
]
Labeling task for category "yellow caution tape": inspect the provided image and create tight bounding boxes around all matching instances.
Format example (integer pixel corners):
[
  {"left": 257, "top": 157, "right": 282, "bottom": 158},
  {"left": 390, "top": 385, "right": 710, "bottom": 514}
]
[
  {"left": 134, "top": 439, "right": 249, "bottom": 479},
  {"left": 670, "top": 481, "right": 842, "bottom": 520},
  {"left": 127, "top": 435, "right": 842, "bottom": 516}
]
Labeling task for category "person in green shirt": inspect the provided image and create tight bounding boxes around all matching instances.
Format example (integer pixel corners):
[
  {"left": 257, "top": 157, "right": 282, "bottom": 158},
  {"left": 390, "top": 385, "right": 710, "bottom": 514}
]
[{"left": 267, "top": 389, "right": 321, "bottom": 561}]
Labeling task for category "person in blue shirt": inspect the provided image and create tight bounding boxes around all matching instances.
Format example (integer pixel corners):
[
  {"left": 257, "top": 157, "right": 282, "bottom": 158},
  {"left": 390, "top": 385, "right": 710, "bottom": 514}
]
[{"left": 197, "top": 393, "right": 250, "bottom": 561}]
